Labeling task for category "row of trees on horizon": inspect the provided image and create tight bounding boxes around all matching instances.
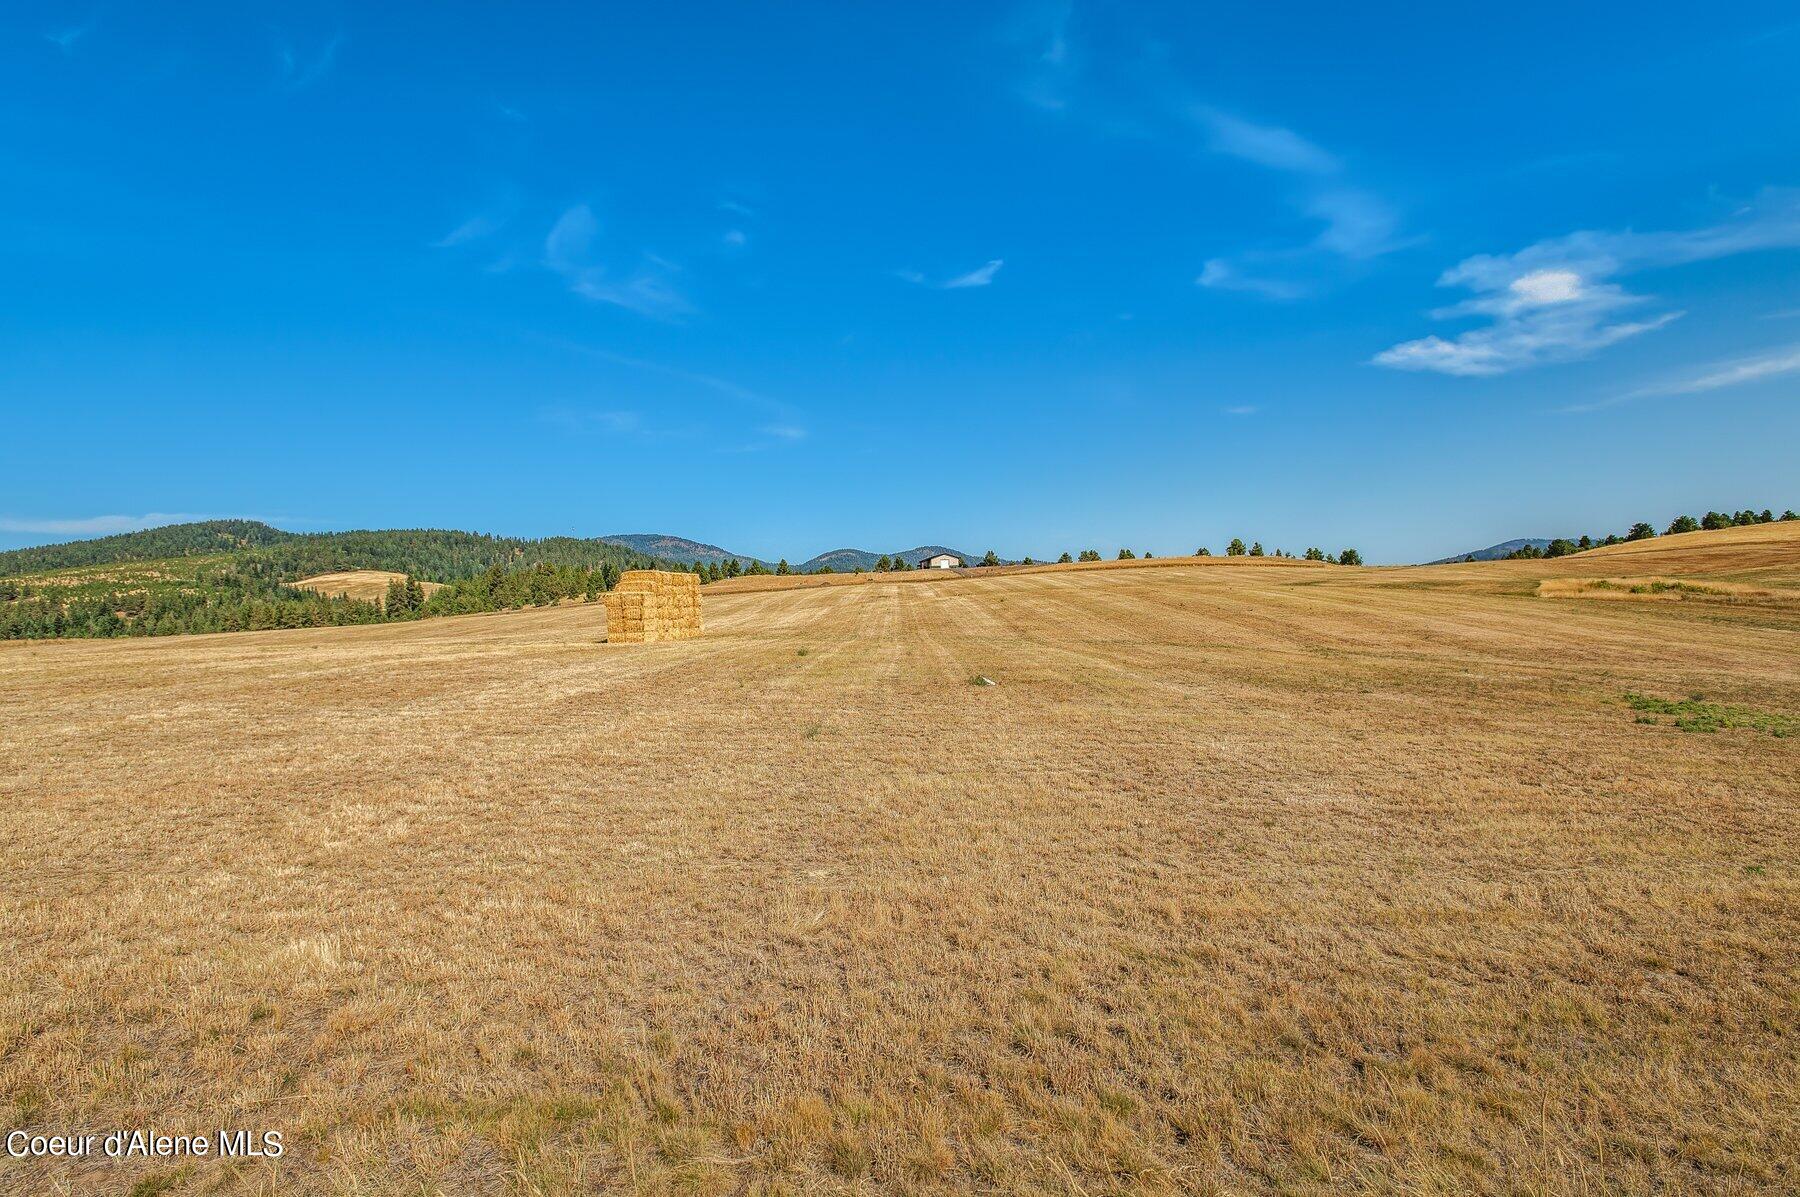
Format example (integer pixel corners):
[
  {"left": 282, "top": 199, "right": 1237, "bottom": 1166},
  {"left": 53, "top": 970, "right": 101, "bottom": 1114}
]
[
  {"left": 1496, "top": 506, "right": 1797, "bottom": 561},
  {"left": 2, "top": 506, "right": 1788, "bottom": 640},
  {"left": 687, "top": 541, "right": 1367, "bottom": 581}
]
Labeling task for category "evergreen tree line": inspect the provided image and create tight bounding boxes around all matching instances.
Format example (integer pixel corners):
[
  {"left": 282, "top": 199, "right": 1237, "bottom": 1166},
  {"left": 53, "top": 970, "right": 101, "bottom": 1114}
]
[
  {"left": 0, "top": 522, "right": 680, "bottom": 585},
  {"left": 0, "top": 559, "right": 635, "bottom": 641},
  {"left": 0, "top": 521, "right": 691, "bottom": 640},
  {"left": 1497, "top": 506, "right": 1796, "bottom": 561},
  {"left": 0, "top": 564, "right": 388, "bottom": 640}
]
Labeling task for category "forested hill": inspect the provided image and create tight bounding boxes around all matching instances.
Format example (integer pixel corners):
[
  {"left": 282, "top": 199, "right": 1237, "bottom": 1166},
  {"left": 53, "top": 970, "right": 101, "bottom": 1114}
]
[
  {"left": 0, "top": 521, "right": 699, "bottom": 641},
  {"left": 0, "top": 521, "right": 681, "bottom": 582},
  {"left": 0, "top": 519, "right": 295, "bottom": 574},
  {"left": 600, "top": 533, "right": 771, "bottom": 569}
]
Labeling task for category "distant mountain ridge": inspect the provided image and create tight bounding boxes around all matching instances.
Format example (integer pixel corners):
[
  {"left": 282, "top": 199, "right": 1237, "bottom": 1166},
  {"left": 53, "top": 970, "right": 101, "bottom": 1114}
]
[
  {"left": 600, "top": 535, "right": 990, "bottom": 573},
  {"left": 1429, "top": 538, "right": 1554, "bottom": 564},
  {"left": 600, "top": 533, "right": 773, "bottom": 569},
  {"left": 797, "top": 545, "right": 984, "bottom": 572},
  {"left": 1, "top": 520, "right": 992, "bottom": 580},
  {"left": 0, "top": 520, "right": 684, "bottom": 580}
]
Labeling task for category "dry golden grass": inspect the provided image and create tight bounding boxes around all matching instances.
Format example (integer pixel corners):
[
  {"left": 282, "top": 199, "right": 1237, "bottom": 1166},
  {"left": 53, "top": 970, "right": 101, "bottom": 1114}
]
[
  {"left": 1538, "top": 576, "right": 1788, "bottom": 604},
  {"left": 2, "top": 526, "right": 1796, "bottom": 1194},
  {"left": 708, "top": 554, "right": 1318, "bottom": 596},
  {"left": 1562, "top": 522, "right": 1800, "bottom": 587},
  {"left": 292, "top": 570, "right": 446, "bottom": 604}
]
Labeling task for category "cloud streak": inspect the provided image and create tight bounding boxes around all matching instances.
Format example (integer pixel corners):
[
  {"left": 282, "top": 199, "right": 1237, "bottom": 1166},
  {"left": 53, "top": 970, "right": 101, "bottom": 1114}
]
[
  {"left": 902, "top": 259, "right": 1005, "bottom": 289},
  {"left": 1187, "top": 109, "right": 1406, "bottom": 296},
  {"left": 1565, "top": 343, "right": 1800, "bottom": 411},
  {"left": 1376, "top": 190, "right": 1800, "bottom": 376},
  {"left": 274, "top": 33, "right": 341, "bottom": 91},
  {"left": 543, "top": 204, "right": 692, "bottom": 320},
  {"left": 1194, "top": 107, "right": 1337, "bottom": 174},
  {"left": 44, "top": 17, "right": 98, "bottom": 53},
  {"left": 1196, "top": 259, "right": 1305, "bottom": 300}
]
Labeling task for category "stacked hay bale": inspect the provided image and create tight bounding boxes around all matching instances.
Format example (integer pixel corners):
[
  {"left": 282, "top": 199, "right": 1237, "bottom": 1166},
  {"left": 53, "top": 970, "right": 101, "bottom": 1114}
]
[{"left": 603, "top": 569, "right": 702, "bottom": 643}]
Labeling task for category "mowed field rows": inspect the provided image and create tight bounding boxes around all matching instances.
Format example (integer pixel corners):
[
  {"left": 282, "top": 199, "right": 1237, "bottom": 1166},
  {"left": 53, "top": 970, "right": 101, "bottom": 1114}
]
[{"left": 2, "top": 539, "right": 1796, "bottom": 1194}]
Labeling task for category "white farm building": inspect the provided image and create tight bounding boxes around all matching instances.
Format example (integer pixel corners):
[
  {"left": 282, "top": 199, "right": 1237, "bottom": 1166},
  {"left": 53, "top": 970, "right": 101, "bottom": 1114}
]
[{"left": 921, "top": 552, "right": 962, "bottom": 569}]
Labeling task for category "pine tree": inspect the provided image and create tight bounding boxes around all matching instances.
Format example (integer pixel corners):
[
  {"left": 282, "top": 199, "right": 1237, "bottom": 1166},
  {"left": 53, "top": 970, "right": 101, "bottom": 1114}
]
[
  {"left": 1058, "top": 552, "right": 1073, "bottom": 563},
  {"left": 1226, "top": 539, "right": 1247, "bottom": 557},
  {"left": 1248, "top": 542, "right": 1264, "bottom": 557},
  {"left": 1339, "top": 548, "right": 1363, "bottom": 566}
]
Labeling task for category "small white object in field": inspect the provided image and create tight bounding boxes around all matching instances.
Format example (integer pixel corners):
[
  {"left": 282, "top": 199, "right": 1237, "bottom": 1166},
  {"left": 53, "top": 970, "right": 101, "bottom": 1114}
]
[{"left": 974, "top": 675, "right": 997, "bottom": 686}]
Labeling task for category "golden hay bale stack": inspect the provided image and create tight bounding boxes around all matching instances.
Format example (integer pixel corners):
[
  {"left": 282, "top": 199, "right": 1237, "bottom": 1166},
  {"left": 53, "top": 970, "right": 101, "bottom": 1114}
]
[{"left": 604, "top": 571, "right": 703, "bottom": 643}]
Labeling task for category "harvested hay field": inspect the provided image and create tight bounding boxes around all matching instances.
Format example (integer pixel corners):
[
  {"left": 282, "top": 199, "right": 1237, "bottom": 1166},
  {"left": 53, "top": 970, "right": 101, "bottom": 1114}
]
[
  {"left": 1539, "top": 575, "right": 1789, "bottom": 605},
  {"left": 292, "top": 569, "right": 445, "bottom": 604},
  {"left": 2, "top": 535, "right": 1797, "bottom": 1194}
]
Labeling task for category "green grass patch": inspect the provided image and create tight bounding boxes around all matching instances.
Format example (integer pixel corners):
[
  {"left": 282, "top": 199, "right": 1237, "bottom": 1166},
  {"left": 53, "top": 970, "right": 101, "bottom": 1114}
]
[{"left": 1624, "top": 692, "right": 1794, "bottom": 737}]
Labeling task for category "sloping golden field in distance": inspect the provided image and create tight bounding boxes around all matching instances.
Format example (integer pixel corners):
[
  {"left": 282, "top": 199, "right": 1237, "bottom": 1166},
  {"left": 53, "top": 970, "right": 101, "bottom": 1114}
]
[
  {"left": 292, "top": 569, "right": 446, "bottom": 604},
  {"left": 2, "top": 525, "right": 1795, "bottom": 1193}
]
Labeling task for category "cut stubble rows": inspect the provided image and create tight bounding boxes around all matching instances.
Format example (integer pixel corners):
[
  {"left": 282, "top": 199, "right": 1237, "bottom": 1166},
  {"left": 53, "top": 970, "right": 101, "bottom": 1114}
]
[{"left": 1, "top": 549, "right": 1795, "bottom": 1194}]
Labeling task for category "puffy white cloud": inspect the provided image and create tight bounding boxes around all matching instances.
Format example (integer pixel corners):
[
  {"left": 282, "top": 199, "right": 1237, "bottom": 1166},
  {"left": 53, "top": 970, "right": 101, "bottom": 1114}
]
[{"left": 1376, "top": 190, "right": 1800, "bottom": 376}]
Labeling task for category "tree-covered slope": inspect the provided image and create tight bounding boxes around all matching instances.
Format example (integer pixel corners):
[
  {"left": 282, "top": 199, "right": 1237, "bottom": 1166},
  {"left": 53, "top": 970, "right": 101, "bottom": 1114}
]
[
  {"left": 0, "top": 523, "right": 683, "bottom": 583},
  {"left": 601, "top": 533, "right": 770, "bottom": 569},
  {"left": 0, "top": 520, "right": 295, "bottom": 574}
]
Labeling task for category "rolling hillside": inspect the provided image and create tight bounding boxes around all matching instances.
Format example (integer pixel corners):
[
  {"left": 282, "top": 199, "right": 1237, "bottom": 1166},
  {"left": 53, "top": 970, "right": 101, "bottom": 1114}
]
[
  {"left": 293, "top": 570, "right": 447, "bottom": 604},
  {"left": 0, "top": 522, "right": 683, "bottom": 640},
  {"left": 600, "top": 533, "right": 772, "bottom": 569},
  {"left": 798, "top": 545, "right": 986, "bottom": 572},
  {"left": 1429, "top": 537, "right": 1554, "bottom": 564}
]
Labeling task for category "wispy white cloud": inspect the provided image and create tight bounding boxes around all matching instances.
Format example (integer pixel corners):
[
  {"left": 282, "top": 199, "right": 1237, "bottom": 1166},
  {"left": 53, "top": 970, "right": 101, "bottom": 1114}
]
[
  {"left": 945, "top": 259, "right": 1004, "bottom": 288},
  {"left": 0, "top": 513, "right": 209, "bottom": 536},
  {"left": 1003, "top": 6, "right": 1404, "bottom": 296},
  {"left": 538, "top": 336, "right": 768, "bottom": 405},
  {"left": 1196, "top": 259, "right": 1306, "bottom": 300},
  {"left": 1376, "top": 189, "right": 1800, "bottom": 376},
  {"left": 1010, "top": 0, "right": 1077, "bottom": 111},
  {"left": 538, "top": 408, "right": 645, "bottom": 436},
  {"left": 1194, "top": 107, "right": 1337, "bottom": 175},
  {"left": 543, "top": 204, "right": 692, "bottom": 320},
  {"left": 1222, "top": 404, "right": 1259, "bottom": 416},
  {"left": 535, "top": 338, "right": 807, "bottom": 447},
  {"left": 1184, "top": 108, "right": 1405, "bottom": 294},
  {"left": 1306, "top": 188, "right": 1407, "bottom": 260},
  {"left": 1566, "top": 343, "right": 1800, "bottom": 411},
  {"left": 44, "top": 16, "right": 98, "bottom": 53},
  {"left": 433, "top": 213, "right": 505, "bottom": 248},
  {"left": 902, "top": 259, "right": 1005, "bottom": 289},
  {"left": 1640, "top": 344, "right": 1800, "bottom": 395},
  {"left": 722, "top": 228, "right": 747, "bottom": 248},
  {"left": 496, "top": 103, "right": 527, "bottom": 122},
  {"left": 274, "top": 32, "right": 341, "bottom": 91}
]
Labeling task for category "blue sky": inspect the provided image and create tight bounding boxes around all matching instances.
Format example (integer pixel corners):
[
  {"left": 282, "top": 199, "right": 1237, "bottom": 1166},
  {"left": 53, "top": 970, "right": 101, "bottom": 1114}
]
[{"left": 2, "top": 2, "right": 1796, "bottom": 563}]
